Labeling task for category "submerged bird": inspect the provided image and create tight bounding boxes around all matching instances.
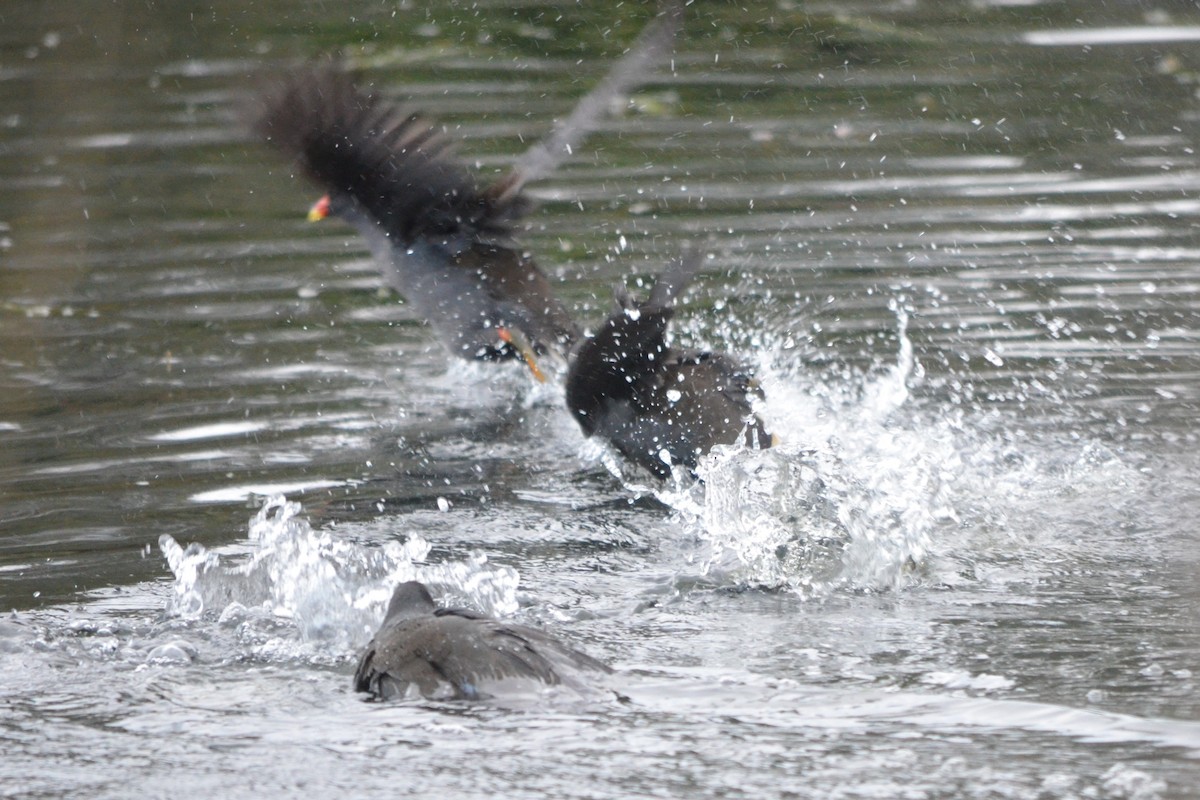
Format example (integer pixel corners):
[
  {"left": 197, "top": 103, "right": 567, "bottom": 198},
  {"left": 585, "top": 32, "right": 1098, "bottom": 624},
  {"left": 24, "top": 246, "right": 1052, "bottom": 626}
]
[
  {"left": 564, "top": 254, "right": 773, "bottom": 479},
  {"left": 250, "top": 3, "right": 683, "bottom": 368},
  {"left": 354, "top": 581, "right": 612, "bottom": 701}
]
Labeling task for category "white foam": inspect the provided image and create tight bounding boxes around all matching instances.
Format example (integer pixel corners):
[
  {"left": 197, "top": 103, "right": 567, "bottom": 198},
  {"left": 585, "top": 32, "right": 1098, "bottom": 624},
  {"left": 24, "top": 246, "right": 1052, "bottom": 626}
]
[{"left": 159, "top": 495, "right": 521, "bottom": 653}]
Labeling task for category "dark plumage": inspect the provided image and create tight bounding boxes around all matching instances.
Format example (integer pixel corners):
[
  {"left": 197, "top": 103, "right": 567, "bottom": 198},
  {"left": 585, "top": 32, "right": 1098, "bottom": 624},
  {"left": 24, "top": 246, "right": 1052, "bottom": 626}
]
[
  {"left": 354, "top": 581, "right": 611, "bottom": 701},
  {"left": 565, "top": 255, "right": 773, "bottom": 479},
  {"left": 249, "top": 3, "right": 684, "bottom": 366},
  {"left": 251, "top": 64, "right": 577, "bottom": 363}
]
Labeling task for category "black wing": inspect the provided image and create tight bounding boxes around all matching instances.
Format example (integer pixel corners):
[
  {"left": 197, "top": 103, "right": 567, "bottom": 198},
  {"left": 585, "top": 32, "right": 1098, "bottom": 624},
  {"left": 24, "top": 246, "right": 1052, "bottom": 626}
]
[{"left": 251, "top": 62, "right": 528, "bottom": 247}]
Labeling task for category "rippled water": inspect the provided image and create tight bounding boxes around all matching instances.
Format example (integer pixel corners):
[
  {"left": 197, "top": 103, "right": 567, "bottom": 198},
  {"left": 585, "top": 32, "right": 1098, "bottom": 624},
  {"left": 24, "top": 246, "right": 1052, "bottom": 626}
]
[{"left": 2, "top": 1, "right": 1199, "bottom": 797}]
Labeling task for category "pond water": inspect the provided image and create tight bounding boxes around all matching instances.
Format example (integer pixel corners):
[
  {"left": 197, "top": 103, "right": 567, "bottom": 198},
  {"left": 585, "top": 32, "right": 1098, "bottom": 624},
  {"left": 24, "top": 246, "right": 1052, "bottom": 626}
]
[{"left": 2, "top": 1, "right": 1199, "bottom": 797}]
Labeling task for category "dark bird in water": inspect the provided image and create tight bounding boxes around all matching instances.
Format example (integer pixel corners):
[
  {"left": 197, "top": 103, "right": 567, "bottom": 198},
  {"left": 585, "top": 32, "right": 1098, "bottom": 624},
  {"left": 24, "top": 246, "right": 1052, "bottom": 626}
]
[
  {"left": 354, "top": 581, "right": 612, "bottom": 701},
  {"left": 564, "top": 254, "right": 773, "bottom": 479},
  {"left": 250, "top": 3, "right": 683, "bottom": 369}
]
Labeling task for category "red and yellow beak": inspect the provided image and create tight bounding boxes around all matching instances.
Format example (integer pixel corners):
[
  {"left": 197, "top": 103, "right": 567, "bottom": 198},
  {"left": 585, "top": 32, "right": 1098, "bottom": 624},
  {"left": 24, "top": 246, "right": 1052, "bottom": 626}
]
[
  {"left": 307, "top": 195, "right": 331, "bottom": 222},
  {"left": 497, "top": 327, "right": 546, "bottom": 384}
]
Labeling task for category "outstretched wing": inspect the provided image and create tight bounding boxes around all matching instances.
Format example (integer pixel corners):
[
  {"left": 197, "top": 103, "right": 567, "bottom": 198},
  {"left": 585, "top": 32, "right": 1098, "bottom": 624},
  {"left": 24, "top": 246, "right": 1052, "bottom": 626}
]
[
  {"left": 493, "top": 0, "right": 685, "bottom": 205},
  {"left": 251, "top": 62, "right": 528, "bottom": 247}
]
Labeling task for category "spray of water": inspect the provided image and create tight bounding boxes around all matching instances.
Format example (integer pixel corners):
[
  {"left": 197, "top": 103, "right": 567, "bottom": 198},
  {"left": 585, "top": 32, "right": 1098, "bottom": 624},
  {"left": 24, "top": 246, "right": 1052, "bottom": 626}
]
[
  {"left": 658, "top": 300, "right": 960, "bottom": 596},
  {"left": 159, "top": 495, "right": 521, "bottom": 652}
]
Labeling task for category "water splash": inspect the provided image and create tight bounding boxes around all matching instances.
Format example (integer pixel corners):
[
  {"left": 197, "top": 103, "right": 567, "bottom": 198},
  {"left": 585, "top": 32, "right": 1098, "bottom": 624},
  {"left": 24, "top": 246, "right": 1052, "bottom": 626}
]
[
  {"left": 159, "top": 495, "right": 520, "bottom": 652},
  {"left": 654, "top": 291, "right": 1151, "bottom": 598},
  {"left": 660, "top": 300, "right": 957, "bottom": 595}
]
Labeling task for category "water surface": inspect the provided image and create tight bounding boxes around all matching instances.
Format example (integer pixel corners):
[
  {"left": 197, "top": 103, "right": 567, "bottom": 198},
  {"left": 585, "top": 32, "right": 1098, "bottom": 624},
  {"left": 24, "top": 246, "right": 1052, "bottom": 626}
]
[{"left": 1, "top": 1, "right": 1199, "bottom": 797}]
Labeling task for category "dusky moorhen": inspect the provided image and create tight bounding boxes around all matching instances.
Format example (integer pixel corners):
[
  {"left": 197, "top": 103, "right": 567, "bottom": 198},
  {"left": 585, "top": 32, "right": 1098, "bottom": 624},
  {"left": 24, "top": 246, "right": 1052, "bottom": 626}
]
[
  {"left": 251, "top": 4, "right": 683, "bottom": 367},
  {"left": 354, "top": 581, "right": 611, "bottom": 701},
  {"left": 565, "top": 254, "right": 773, "bottom": 479}
]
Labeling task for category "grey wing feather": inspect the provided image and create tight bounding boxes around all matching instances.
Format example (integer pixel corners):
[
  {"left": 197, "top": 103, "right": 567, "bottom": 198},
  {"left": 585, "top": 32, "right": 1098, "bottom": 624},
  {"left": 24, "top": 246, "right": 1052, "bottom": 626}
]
[{"left": 497, "top": 0, "right": 685, "bottom": 203}]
